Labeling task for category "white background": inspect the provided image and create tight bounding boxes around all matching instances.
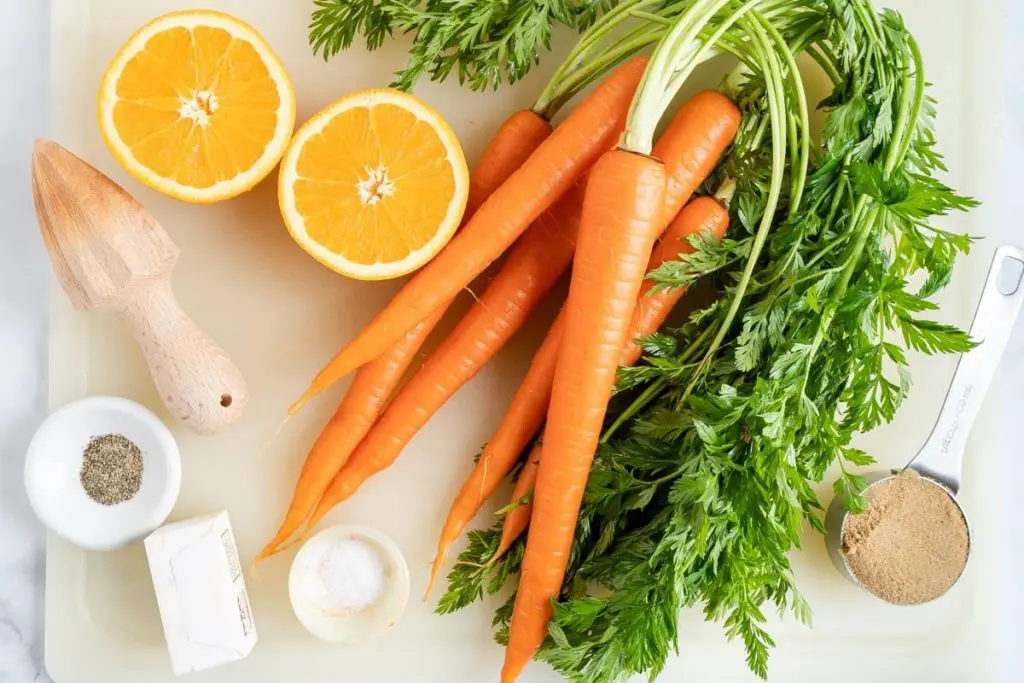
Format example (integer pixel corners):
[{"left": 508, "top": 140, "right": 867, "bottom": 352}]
[{"left": 1, "top": 1, "right": 1021, "bottom": 681}]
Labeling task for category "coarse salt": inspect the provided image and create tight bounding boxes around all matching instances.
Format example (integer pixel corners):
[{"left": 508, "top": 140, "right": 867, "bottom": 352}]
[{"left": 318, "top": 538, "right": 387, "bottom": 615}]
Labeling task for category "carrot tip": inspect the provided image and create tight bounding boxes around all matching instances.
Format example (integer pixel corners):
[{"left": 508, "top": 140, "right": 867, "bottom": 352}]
[
  {"left": 268, "top": 414, "right": 290, "bottom": 442},
  {"left": 278, "top": 529, "right": 309, "bottom": 555},
  {"left": 423, "top": 573, "right": 439, "bottom": 601},
  {"left": 424, "top": 552, "right": 447, "bottom": 600},
  {"left": 287, "top": 396, "right": 307, "bottom": 416},
  {"left": 247, "top": 558, "right": 262, "bottom": 582}
]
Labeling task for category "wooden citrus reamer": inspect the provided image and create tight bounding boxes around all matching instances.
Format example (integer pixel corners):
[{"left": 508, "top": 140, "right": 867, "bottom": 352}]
[{"left": 31, "top": 140, "right": 247, "bottom": 435}]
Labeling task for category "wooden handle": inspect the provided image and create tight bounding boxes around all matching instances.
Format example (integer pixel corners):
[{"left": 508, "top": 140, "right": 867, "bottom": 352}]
[{"left": 114, "top": 280, "right": 248, "bottom": 435}]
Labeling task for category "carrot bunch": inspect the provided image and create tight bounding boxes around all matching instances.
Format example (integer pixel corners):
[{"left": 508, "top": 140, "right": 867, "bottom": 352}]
[
  {"left": 426, "top": 93, "right": 739, "bottom": 596},
  {"left": 500, "top": 95, "right": 739, "bottom": 682}
]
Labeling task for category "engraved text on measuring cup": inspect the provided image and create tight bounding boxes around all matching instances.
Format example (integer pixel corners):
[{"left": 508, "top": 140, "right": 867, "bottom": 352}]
[{"left": 940, "top": 383, "right": 973, "bottom": 455}]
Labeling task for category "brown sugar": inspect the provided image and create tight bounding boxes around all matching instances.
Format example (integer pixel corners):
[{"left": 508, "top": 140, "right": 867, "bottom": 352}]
[{"left": 840, "top": 470, "right": 969, "bottom": 605}]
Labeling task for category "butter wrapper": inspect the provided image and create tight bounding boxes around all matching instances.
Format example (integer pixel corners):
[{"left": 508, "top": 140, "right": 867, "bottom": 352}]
[{"left": 145, "top": 511, "right": 257, "bottom": 675}]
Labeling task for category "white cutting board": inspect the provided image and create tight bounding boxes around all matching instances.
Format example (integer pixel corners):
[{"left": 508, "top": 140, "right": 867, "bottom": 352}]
[{"left": 43, "top": 1, "right": 1008, "bottom": 682}]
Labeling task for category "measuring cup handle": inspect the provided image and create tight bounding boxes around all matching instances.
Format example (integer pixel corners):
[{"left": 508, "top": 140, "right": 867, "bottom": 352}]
[{"left": 912, "top": 245, "right": 1024, "bottom": 492}]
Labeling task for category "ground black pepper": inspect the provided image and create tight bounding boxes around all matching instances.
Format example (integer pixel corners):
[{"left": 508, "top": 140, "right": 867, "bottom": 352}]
[{"left": 80, "top": 433, "right": 144, "bottom": 506}]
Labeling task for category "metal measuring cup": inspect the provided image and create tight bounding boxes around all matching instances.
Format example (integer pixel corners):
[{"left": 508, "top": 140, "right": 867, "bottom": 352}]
[{"left": 825, "top": 244, "right": 1024, "bottom": 603}]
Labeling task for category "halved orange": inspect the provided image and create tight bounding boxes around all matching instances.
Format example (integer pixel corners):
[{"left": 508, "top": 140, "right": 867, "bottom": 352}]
[
  {"left": 98, "top": 10, "right": 297, "bottom": 203},
  {"left": 278, "top": 89, "right": 469, "bottom": 280}
]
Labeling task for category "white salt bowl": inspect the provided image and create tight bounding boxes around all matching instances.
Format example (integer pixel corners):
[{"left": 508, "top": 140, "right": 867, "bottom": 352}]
[{"left": 289, "top": 524, "right": 411, "bottom": 644}]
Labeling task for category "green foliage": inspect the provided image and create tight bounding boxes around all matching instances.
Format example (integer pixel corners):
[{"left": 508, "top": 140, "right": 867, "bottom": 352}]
[
  {"left": 309, "top": 0, "right": 614, "bottom": 91},
  {"left": 435, "top": 525, "right": 525, "bottom": 614}
]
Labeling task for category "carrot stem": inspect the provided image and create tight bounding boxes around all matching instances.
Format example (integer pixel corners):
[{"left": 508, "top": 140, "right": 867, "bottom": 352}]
[
  {"left": 533, "top": 0, "right": 666, "bottom": 118},
  {"left": 623, "top": 0, "right": 734, "bottom": 154},
  {"left": 679, "top": 9, "right": 788, "bottom": 400}
]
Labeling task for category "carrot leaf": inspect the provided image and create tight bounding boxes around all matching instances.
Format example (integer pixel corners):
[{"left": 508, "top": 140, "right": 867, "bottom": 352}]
[
  {"left": 436, "top": 524, "right": 525, "bottom": 615},
  {"left": 309, "top": 0, "right": 615, "bottom": 92}
]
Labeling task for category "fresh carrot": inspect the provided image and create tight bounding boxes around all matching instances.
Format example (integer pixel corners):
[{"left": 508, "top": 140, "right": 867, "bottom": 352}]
[
  {"left": 502, "top": 89, "right": 740, "bottom": 681},
  {"left": 620, "top": 194, "right": 731, "bottom": 365},
  {"left": 302, "top": 183, "right": 587, "bottom": 533},
  {"left": 428, "top": 91, "right": 740, "bottom": 595},
  {"left": 425, "top": 309, "right": 565, "bottom": 595},
  {"left": 492, "top": 195, "right": 731, "bottom": 559},
  {"left": 256, "top": 315, "right": 439, "bottom": 560},
  {"left": 257, "top": 110, "right": 552, "bottom": 561},
  {"left": 465, "top": 110, "right": 553, "bottom": 216},
  {"left": 289, "top": 56, "right": 648, "bottom": 413},
  {"left": 501, "top": 148, "right": 667, "bottom": 683},
  {"left": 493, "top": 440, "right": 542, "bottom": 561},
  {"left": 655, "top": 91, "right": 742, "bottom": 220}
]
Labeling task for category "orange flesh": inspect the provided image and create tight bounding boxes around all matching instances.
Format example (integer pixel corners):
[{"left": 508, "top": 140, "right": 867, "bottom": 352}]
[
  {"left": 111, "top": 25, "right": 281, "bottom": 188},
  {"left": 291, "top": 104, "right": 457, "bottom": 265}
]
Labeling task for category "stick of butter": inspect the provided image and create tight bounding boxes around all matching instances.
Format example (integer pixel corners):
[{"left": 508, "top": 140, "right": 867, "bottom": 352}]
[{"left": 144, "top": 511, "right": 258, "bottom": 675}]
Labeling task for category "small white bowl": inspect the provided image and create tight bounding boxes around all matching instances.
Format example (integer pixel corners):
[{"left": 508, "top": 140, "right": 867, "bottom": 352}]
[
  {"left": 289, "top": 524, "right": 410, "bottom": 644},
  {"left": 24, "top": 396, "right": 181, "bottom": 552}
]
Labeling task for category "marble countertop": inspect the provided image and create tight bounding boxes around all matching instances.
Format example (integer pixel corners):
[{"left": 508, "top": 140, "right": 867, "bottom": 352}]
[
  {"left": 1, "top": 0, "right": 52, "bottom": 679},
  {"left": 2, "top": 1, "right": 1022, "bottom": 682}
]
